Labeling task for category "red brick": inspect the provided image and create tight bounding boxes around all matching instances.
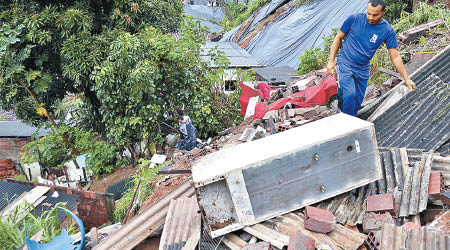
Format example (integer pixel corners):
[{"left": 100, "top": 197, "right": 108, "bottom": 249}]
[
  {"left": 304, "top": 206, "right": 336, "bottom": 234},
  {"left": 367, "top": 193, "right": 395, "bottom": 215},
  {"left": 362, "top": 212, "right": 394, "bottom": 233},
  {"left": 428, "top": 172, "right": 444, "bottom": 198},
  {"left": 288, "top": 231, "right": 315, "bottom": 250},
  {"left": 365, "top": 230, "right": 381, "bottom": 250}
]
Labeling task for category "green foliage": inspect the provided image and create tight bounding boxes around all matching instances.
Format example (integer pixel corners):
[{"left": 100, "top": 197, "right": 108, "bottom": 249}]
[
  {"left": 369, "top": 3, "right": 450, "bottom": 86},
  {"left": 0, "top": 0, "right": 184, "bottom": 129},
  {"left": 20, "top": 125, "right": 117, "bottom": 176},
  {"left": 0, "top": 202, "right": 77, "bottom": 250},
  {"left": 392, "top": 2, "right": 450, "bottom": 33},
  {"left": 297, "top": 29, "right": 337, "bottom": 74},
  {"left": 223, "top": 0, "right": 269, "bottom": 31},
  {"left": 384, "top": 0, "right": 407, "bottom": 24},
  {"left": 114, "top": 159, "right": 160, "bottom": 222},
  {"left": 12, "top": 174, "right": 28, "bottom": 181}
]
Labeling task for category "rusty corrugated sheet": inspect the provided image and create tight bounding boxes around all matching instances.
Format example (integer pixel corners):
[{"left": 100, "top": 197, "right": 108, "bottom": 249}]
[
  {"left": 380, "top": 223, "right": 450, "bottom": 250},
  {"left": 318, "top": 148, "right": 447, "bottom": 225},
  {"left": 93, "top": 181, "right": 195, "bottom": 250},
  {"left": 159, "top": 197, "right": 201, "bottom": 250}
]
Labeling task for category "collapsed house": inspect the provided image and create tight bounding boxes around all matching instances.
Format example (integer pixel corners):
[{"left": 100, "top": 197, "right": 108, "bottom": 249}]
[{"left": 90, "top": 37, "right": 450, "bottom": 249}]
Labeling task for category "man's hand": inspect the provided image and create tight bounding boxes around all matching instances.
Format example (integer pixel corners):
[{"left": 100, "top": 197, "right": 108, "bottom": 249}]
[
  {"left": 405, "top": 79, "right": 416, "bottom": 91},
  {"left": 326, "top": 60, "right": 336, "bottom": 75}
]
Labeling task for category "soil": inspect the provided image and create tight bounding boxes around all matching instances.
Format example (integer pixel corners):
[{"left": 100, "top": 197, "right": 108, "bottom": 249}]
[{"left": 89, "top": 164, "right": 139, "bottom": 193}]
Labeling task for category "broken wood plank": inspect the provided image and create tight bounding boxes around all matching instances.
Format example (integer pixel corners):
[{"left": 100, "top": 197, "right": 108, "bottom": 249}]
[
  {"left": 379, "top": 67, "right": 401, "bottom": 79},
  {"left": 158, "top": 170, "right": 191, "bottom": 175},
  {"left": 243, "top": 224, "right": 289, "bottom": 249},
  {"left": 223, "top": 234, "right": 247, "bottom": 250}
]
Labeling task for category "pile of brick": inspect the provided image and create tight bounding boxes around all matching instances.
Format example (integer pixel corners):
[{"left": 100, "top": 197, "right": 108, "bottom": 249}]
[{"left": 0, "top": 159, "right": 18, "bottom": 179}]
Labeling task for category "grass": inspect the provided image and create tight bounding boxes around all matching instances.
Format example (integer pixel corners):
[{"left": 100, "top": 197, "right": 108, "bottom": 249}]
[
  {"left": 114, "top": 158, "right": 160, "bottom": 222},
  {"left": 0, "top": 202, "right": 77, "bottom": 250}
]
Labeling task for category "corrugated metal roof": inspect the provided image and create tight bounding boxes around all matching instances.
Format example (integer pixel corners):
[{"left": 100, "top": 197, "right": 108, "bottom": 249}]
[
  {"left": 374, "top": 73, "right": 450, "bottom": 151},
  {"left": 159, "top": 196, "right": 201, "bottom": 250},
  {"left": 430, "top": 155, "right": 450, "bottom": 185},
  {"left": 0, "top": 110, "right": 18, "bottom": 121},
  {"left": 201, "top": 42, "right": 261, "bottom": 68},
  {"left": 252, "top": 66, "right": 297, "bottom": 84},
  {"left": 359, "top": 44, "right": 450, "bottom": 121},
  {"left": 184, "top": 5, "right": 224, "bottom": 33},
  {"left": 0, "top": 180, "right": 33, "bottom": 211},
  {"left": 0, "top": 180, "right": 78, "bottom": 222},
  {"left": 318, "top": 147, "right": 445, "bottom": 225},
  {"left": 380, "top": 223, "right": 450, "bottom": 250},
  {"left": 0, "top": 121, "right": 49, "bottom": 137}
]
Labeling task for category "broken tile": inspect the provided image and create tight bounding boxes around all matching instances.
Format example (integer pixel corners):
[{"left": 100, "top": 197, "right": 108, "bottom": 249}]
[
  {"left": 365, "top": 230, "right": 381, "bottom": 250},
  {"left": 288, "top": 231, "right": 315, "bottom": 250},
  {"left": 428, "top": 172, "right": 444, "bottom": 199},
  {"left": 362, "top": 212, "right": 394, "bottom": 233},
  {"left": 304, "top": 206, "right": 336, "bottom": 234}
]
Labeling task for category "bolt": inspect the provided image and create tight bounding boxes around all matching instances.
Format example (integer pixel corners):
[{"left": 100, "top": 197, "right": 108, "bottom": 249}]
[
  {"left": 313, "top": 154, "right": 319, "bottom": 160},
  {"left": 319, "top": 185, "right": 326, "bottom": 192}
]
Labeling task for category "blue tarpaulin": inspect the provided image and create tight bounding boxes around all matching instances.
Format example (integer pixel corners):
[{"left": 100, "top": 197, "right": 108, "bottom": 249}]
[{"left": 221, "top": 0, "right": 368, "bottom": 69}]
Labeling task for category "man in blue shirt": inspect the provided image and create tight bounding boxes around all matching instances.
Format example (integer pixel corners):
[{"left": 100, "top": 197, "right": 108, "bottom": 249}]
[{"left": 326, "top": 0, "right": 416, "bottom": 117}]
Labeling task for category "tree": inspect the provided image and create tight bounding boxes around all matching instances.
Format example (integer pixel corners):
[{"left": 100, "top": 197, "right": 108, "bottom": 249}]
[{"left": 1, "top": 1, "right": 242, "bottom": 171}]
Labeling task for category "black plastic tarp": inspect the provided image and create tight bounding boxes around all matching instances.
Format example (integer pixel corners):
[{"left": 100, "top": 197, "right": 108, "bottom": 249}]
[
  {"left": 221, "top": 0, "right": 368, "bottom": 69},
  {"left": 184, "top": 5, "right": 224, "bottom": 33}
]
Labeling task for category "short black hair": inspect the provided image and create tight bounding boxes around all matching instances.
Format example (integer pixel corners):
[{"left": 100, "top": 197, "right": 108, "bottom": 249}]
[{"left": 368, "top": 0, "right": 386, "bottom": 10}]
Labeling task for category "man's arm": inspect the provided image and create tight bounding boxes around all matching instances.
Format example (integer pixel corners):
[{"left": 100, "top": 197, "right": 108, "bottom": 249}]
[
  {"left": 326, "top": 30, "right": 347, "bottom": 75},
  {"left": 388, "top": 48, "right": 416, "bottom": 90}
]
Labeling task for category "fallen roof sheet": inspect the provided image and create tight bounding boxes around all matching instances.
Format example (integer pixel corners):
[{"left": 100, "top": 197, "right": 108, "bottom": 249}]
[
  {"left": 373, "top": 73, "right": 450, "bottom": 152},
  {"left": 252, "top": 66, "right": 297, "bottom": 84},
  {"left": 0, "top": 121, "right": 49, "bottom": 137},
  {"left": 0, "top": 180, "right": 78, "bottom": 222},
  {"left": 184, "top": 5, "right": 224, "bottom": 33},
  {"left": 93, "top": 181, "right": 195, "bottom": 250},
  {"left": 380, "top": 223, "right": 450, "bottom": 250},
  {"left": 318, "top": 147, "right": 441, "bottom": 225},
  {"left": 201, "top": 41, "right": 261, "bottom": 68},
  {"left": 220, "top": 0, "right": 368, "bottom": 69},
  {"left": 159, "top": 196, "right": 201, "bottom": 250}
]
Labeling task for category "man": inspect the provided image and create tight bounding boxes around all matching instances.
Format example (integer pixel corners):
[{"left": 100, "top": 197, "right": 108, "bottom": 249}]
[
  {"left": 326, "top": 0, "right": 416, "bottom": 117},
  {"left": 177, "top": 115, "right": 197, "bottom": 151}
]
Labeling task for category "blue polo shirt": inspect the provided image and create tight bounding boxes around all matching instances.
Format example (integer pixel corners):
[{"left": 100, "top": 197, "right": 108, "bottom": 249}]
[{"left": 337, "top": 13, "right": 398, "bottom": 74}]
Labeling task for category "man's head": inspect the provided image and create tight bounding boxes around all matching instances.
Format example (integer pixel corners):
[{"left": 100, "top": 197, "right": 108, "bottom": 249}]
[
  {"left": 367, "top": 0, "right": 386, "bottom": 25},
  {"left": 178, "top": 115, "right": 185, "bottom": 124}
]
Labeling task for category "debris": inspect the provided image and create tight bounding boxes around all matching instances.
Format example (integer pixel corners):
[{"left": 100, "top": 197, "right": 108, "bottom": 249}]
[
  {"left": 362, "top": 212, "right": 394, "bottom": 233},
  {"left": 367, "top": 194, "right": 396, "bottom": 215},
  {"left": 379, "top": 67, "right": 401, "bottom": 80},
  {"left": 428, "top": 172, "right": 444, "bottom": 199},
  {"left": 193, "top": 114, "right": 381, "bottom": 237},
  {"left": 242, "top": 242, "right": 272, "bottom": 250},
  {"left": 440, "top": 190, "right": 450, "bottom": 206},
  {"left": 365, "top": 230, "right": 381, "bottom": 250},
  {"left": 245, "top": 96, "right": 261, "bottom": 119},
  {"left": 428, "top": 210, "right": 450, "bottom": 235},
  {"left": 243, "top": 224, "right": 290, "bottom": 249},
  {"left": 150, "top": 154, "right": 167, "bottom": 165},
  {"left": 398, "top": 19, "right": 444, "bottom": 44},
  {"left": 288, "top": 231, "right": 315, "bottom": 250},
  {"left": 92, "top": 181, "right": 195, "bottom": 250},
  {"left": 159, "top": 197, "right": 201, "bottom": 250},
  {"left": 223, "top": 234, "right": 248, "bottom": 250},
  {"left": 304, "top": 206, "right": 336, "bottom": 234}
]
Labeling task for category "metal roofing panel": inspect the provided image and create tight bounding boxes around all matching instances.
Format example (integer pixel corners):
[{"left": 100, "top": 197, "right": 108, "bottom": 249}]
[
  {"left": 0, "top": 180, "right": 33, "bottom": 212},
  {"left": 201, "top": 42, "right": 261, "bottom": 67},
  {"left": 359, "top": 45, "right": 450, "bottom": 121},
  {"left": 380, "top": 223, "right": 450, "bottom": 250},
  {"left": 0, "top": 121, "right": 49, "bottom": 137},
  {"left": 159, "top": 196, "right": 201, "bottom": 250},
  {"left": 252, "top": 66, "right": 297, "bottom": 84},
  {"left": 374, "top": 74, "right": 450, "bottom": 151},
  {"left": 318, "top": 147, "right": 443, "bottom": 225}
]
